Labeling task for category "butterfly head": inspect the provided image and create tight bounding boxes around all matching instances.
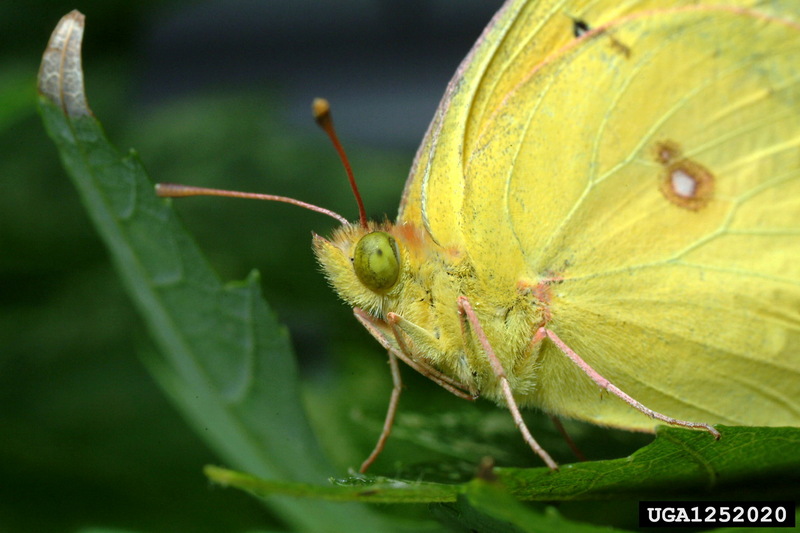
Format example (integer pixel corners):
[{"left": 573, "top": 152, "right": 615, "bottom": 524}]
[{"left": 313, "top": 221, "right": 408, "bottom": 316}]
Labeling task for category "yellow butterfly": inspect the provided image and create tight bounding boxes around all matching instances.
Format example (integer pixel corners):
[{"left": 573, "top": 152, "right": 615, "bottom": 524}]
[{"left": 161, "top": 0, "right": 800, "bottom": 471}]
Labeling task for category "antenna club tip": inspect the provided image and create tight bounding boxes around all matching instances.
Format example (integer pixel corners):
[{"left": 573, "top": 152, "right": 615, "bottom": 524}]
[
  {"left": 312, "top": 97, "right": 331, "bottom": 124},
  {"left": 154, "top": 183, "right": 172, "bottom": 197},
  {"left": 155, "top": 183, "right": 201, "bottom": 198},
  {"left": 310, "top": 97, "right": 368, "bottom": 226}
]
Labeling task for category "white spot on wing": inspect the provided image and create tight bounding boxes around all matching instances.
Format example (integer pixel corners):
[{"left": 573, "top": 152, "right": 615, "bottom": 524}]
[{"left": 671, "top": 169, "right": 697, "bottom": 198}]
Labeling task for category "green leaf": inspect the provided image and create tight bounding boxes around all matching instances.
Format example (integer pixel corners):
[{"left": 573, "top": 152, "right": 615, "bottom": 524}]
[
  {"left": 497, "top": 425, "right": 800, "bottom": 502},
  {"left": 204, "top": 426, "right": 800, "bottom": 504},
  {"left": 433, "top": 479, "right": 619, "bottom": 533},
  {"left": 37, "top": 11, "right": 398, "bottom": 533},
  {"left": 205, "top": 464, "right": 458, "bottom": 504}
]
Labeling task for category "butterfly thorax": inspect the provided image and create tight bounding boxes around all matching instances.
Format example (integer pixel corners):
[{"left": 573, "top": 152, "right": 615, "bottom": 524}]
[{"left": 313, "top": 220, "right": 548, "bottom": 402}]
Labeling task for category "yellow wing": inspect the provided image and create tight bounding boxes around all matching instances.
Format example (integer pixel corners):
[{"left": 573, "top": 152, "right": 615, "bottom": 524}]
[{"left": 401, "top": 0, "right": 800, "bottom": 429}]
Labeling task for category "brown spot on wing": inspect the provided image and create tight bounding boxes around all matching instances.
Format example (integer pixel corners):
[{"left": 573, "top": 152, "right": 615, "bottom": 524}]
[
  {"left": 654, "top": 141, "right": 714, "bottom": 211},
  {"left": 572, "top": 16, "right": 631, "bottom": 58},
  {"left": 609, "top": 35, "right": 631, "bottom": 58}
]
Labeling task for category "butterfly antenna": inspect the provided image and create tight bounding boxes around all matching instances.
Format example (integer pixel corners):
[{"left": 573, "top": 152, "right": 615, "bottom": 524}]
[
  {"left": 154, "top": 184, "right": 349, "bottom": 225},
  {"left": 312, "top": 98, "right": 368, "bottom": 229}
]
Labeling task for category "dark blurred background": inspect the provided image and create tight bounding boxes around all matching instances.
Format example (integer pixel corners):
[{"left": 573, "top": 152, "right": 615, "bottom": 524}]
[{"left": 2, "top": 1, "right": 515, "bottom": 531}]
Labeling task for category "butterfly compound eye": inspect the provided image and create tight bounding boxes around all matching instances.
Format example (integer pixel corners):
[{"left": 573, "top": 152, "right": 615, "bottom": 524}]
[{"left": 353, "top": 231, "right": 401, "bottom": 292}]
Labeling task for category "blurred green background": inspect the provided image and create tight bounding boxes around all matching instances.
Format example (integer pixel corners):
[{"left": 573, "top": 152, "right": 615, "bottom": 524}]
[{"left": 1, "top": 1, "right": 549, "bottom": 531}]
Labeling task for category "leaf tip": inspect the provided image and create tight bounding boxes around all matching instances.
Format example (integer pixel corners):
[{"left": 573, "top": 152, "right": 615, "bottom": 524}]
[{"left": 38, "top": 10, "right": 92, "bottom": 117}]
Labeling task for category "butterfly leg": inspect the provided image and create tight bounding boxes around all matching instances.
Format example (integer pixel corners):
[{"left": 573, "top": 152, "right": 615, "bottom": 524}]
[
  {"left": 542, "top": 328, "right": 721, "bottom": 439},
  {"left": 353, "top": 308, "right": 474, "bottom": 399},
  {"left": 457, "top": 296, "right": 559, "bottom": 470},
  {"left": 359, "top": 350, "right": 402, "bottom": 473},
  {"left": 549, "top": 415, "right": 586, "bottom": 462},
  {"left": 352, "top": 307, "right": 474, "bottom": 471}
]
